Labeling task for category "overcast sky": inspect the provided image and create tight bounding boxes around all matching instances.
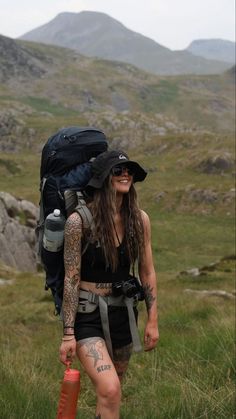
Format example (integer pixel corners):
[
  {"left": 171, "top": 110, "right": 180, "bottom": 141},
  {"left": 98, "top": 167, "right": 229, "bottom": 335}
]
[{"left": 0, "top": 0, "right": 235, "bottom": 50}]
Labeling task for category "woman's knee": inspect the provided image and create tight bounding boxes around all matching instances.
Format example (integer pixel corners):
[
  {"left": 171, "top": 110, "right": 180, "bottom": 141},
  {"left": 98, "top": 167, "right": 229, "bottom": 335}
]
[{"left": 97, "top": 377, "right": 121, "bottom": 407}]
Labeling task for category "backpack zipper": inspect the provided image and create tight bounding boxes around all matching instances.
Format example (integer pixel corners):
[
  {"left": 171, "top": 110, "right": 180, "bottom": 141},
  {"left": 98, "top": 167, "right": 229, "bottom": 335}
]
[{"left": 49, "top": 130, "right": 105, "bottom": 156}]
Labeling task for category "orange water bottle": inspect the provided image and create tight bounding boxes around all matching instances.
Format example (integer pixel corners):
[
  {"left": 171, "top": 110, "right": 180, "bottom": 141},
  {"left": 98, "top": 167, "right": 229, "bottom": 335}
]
[{"left": 56, "top": 366, "right": 80, "bottom": 419}]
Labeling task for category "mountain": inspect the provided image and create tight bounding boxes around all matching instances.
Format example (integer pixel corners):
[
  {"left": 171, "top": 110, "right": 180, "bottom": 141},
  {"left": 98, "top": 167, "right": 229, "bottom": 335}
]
[
  {"left": 0, "top": 32, "right": 234, "bottom": 157},
  {"left": 19, "top": 11, "right": 231, "bottom": 76},
  {"left": 0, "top": 35, "right": 234, "bottom": 226},
  {"left": 186, "top": 39, "right": 235, "bottom": 64},
  {"left": 0, "top": 34, "right": 47, "bottom": 82}
]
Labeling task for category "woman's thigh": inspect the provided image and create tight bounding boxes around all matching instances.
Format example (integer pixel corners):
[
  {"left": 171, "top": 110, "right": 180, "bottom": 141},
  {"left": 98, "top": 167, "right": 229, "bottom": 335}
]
[
  {"left": 113, "top": 343, "right": 133, "bottom": 381},
  {"left": 77, "top": 337, "right": 120, "bottom": 390}
]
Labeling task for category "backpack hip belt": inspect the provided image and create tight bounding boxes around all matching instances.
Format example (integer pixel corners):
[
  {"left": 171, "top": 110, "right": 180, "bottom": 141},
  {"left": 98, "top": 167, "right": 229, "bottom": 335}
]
[{"left": 78, "top": 289, "right": 142, "bottom": 359}]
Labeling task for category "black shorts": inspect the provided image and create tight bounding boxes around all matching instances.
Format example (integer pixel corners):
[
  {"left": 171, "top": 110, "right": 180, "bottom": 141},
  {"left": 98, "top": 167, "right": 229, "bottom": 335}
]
[{"left": 74, "top": 305, "right": 138, "bottom": 349}]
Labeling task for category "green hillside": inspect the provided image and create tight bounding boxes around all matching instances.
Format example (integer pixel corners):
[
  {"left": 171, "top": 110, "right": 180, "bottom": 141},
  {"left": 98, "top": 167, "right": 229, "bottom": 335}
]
[
  {"left": 0, "top": 37, "right": 235, "bottom": 418},
  {"left": 0, "top": 39, "right": 235, "bottom": 145}
]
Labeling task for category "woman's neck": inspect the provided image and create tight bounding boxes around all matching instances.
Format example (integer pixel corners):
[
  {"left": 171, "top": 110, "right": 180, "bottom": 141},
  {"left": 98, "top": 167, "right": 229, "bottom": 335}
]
[{"left": 115, "top": 193, "right": 123, "bottom": 214}]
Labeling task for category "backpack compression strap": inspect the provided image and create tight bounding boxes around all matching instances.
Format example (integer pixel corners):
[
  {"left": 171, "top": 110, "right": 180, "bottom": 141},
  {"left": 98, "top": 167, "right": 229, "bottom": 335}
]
[{"left": 36, "top": 177, "right": 47, "bottom": 261}]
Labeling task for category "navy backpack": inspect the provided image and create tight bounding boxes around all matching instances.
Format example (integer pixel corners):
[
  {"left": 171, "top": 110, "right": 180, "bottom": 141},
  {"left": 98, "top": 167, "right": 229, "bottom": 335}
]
[{"left": 36, "top": 126, "right": 108, "bottom": 314}]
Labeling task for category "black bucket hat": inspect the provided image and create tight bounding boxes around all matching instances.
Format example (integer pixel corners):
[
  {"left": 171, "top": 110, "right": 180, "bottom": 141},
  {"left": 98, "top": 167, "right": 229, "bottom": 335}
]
[{"left": 85, "top": 150, "right": 147, "bottom": 192}]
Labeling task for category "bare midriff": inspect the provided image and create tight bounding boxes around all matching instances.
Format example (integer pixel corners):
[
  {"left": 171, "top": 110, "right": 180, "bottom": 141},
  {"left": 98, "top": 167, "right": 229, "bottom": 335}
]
[{"left": 80, "top": 280, "right": 113, "bottom": 296}]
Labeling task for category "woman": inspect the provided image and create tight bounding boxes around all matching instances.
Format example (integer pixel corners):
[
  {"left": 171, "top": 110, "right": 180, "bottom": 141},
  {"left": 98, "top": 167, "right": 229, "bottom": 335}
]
[{"left": 59, "top": 150, "right": 159, "bottom": 419}]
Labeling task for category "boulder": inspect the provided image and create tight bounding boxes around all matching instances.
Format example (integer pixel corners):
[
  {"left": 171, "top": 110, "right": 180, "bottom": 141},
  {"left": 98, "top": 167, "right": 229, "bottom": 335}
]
[
  {"left": 197, "top": 152, "right": 235, "bottom": 174},
  {"left": 0, "top": 192, "right": 38, "bottom": 272},
  {"left": 20, "top": 199, "right": 39, "bottom": 222},
  {"left": 0, "top": 191, "right": 21, "bottom": 217}
]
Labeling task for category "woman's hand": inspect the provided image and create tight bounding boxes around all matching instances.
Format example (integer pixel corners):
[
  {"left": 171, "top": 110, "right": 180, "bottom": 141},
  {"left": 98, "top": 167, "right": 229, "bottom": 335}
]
[
  {"left": 144, "top": 320, "right": 159, "bottom": 351},
  {"left": 59, "top": 338, "right": 77, "bottom": 365}
]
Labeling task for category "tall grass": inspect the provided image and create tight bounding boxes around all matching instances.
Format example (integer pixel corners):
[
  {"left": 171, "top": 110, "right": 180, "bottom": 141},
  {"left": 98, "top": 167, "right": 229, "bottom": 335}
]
[
  {"left": 0, "top": 264, "right": 234, "bottom": 418},
  {"left": 0, "top": 110, "right": 234, "bottom": 417}
]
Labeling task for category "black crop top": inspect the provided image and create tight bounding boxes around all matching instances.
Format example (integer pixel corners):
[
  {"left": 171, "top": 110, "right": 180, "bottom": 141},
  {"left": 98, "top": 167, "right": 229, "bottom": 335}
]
[{"left": 80, "top": 240, "right": 130, "bottom": 283}]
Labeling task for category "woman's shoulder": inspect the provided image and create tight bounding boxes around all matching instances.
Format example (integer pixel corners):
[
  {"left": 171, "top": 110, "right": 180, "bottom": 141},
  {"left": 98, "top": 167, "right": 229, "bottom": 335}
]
[
  {"left": 65, "top": 211, "right": 83, "bottom": 234},
  {"left": 140, "top": 209, "right": 150, "bottom": 225},
  {"left": 139, "top": 210, "right": 151, "bottom": 238}
]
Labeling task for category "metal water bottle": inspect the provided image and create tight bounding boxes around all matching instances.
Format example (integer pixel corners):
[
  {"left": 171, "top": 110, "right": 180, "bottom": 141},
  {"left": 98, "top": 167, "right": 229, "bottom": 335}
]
[
  {"left": 56, "top": 368, "right": 80, "bottom": 419},
  {"left": 43, "top": 209, "right": 66, "bottom": 252}
]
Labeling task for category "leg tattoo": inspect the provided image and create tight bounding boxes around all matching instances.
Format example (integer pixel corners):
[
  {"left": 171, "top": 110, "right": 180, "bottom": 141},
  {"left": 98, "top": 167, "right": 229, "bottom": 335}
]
[
  {"left": 113, "top": 343, "right": 132, "bottom": 381},
  {"left": 78, "top": 337, "right": 105, "bottom": 367}
]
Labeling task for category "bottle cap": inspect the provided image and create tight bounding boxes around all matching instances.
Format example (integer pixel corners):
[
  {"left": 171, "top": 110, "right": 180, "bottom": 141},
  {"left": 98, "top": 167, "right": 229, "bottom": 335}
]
[
  {"left": 54, "top": 209, "right": 61, "bottom": 217},
  {"left": 64, "top": 368, "right": 80, "bottom": 382}
]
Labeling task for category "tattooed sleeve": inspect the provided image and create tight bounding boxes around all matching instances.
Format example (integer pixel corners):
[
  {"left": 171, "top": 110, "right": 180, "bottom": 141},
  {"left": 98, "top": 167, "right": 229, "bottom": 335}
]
[
  {"left": 143, "top": 283, "right": 156, "bottom": 312},
  {"left": 62, "top": 213, "right": 82, "bottom": 329}
]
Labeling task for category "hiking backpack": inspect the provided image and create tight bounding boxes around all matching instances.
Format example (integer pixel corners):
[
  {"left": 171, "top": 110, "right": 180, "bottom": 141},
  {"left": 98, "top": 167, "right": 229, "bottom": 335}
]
[{"left": 36, "top": 126, "right": 108, "bottom": 314}]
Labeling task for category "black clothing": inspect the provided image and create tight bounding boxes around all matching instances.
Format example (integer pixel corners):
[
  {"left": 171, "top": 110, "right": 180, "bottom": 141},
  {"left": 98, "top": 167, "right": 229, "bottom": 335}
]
[
  {"left": 80, "top": 240, "right": 130, "bottom": 283},
  {"left": 74, "top": 306, "right": 138, "bottom": 348}
]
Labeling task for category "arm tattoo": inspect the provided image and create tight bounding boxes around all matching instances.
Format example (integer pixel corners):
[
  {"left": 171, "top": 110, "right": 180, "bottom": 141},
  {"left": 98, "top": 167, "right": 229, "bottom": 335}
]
[
  {"left": 143, "top": 284, "right": 156, "bottom": 312},
  {"left": 78, "top": 337, "right": 104, "bottom": 367},
  {"left": 63, "top": 214, "right": 82, "bottom": 328}
]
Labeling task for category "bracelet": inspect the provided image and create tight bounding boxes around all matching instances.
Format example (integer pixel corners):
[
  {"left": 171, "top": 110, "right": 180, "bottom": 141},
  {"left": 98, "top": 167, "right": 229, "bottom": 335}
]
[
  {"left": 64, "top": 333, "right": 75, "bottom": 336},
  {"left": 62, "top": 337, "right": 75, "bottom": 342},
  {"left": 63, "top": 326, "right": 74, "bottom": 329}
]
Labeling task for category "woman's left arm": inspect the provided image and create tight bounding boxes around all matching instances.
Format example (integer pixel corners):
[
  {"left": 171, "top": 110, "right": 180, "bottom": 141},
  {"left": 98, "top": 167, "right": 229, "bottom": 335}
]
[{"left": 138, "top": 210, "right": 159, "bottom": 351}]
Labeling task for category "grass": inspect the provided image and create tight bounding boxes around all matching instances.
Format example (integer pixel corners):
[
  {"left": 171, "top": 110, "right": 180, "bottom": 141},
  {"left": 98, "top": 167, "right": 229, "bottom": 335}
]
[
  {"left": 0, "top": 172, "right": 234, "bottom": 417},
  {"left": 1, "top": 39, "right": 235, "bottom": 133},
  {"left": 19, "top": 96, "right": 79, "bottom": 117},
  {"left": 0, "top": 47, "right": 235, "bottom": 416},
  {"left": 139, "top": 80, "right": 180, "bottom": 112},
  {"left": 0, "top": 261, "right": 234, "bottom": 418}
]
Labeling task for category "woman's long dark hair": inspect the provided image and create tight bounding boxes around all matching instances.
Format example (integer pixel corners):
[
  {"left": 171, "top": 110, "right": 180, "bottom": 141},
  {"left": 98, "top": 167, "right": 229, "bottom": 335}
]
[{"left": 89, "top": 175, "right": 144, "bottom": 271}]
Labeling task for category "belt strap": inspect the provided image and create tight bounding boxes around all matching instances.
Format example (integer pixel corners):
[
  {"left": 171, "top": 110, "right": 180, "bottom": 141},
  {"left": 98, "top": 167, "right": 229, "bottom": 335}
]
[
  {"left": 98, "top": 296, "right": 113, "bottom": 359},
  {"left": 124, "top": 297, "right": 142, "bottom": 353},
  {"left": 78, "top": 290, "right": 142, "bottom": 359}
]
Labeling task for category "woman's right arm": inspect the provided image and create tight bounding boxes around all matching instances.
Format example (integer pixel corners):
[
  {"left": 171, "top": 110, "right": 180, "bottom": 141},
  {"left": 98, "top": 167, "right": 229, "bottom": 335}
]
[{"left": 59, "top": 212, "right": 83, "bottom": 365}]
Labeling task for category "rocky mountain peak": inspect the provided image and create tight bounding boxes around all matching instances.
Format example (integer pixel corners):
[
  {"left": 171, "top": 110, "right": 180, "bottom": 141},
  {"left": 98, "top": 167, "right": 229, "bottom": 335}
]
[{"left": 19, "top": 11, "right": 231, "bottom": 76}]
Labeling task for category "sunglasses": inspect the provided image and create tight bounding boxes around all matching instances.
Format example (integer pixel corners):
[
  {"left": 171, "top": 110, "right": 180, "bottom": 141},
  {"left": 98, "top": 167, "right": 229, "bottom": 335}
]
[{"left": 111, "top": 165, "right": 134, "bottom": 177}]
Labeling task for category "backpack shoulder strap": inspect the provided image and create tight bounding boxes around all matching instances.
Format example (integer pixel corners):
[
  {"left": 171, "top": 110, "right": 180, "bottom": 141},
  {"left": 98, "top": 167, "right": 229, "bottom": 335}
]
[
  {"left": 75, "top": 192, "right": 94, "bottom": 230},
  {"left": 64, "top": 190, "right": 94, "bottom": 254},
  {"left": 74, "top": 192, "right": 94, "bottom": 256}
]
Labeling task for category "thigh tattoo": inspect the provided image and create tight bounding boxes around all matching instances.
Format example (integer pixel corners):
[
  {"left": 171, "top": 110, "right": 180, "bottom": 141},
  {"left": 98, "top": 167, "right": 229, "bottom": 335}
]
[
  {"left": 78, "top": 337, "right": 105, "bottom": 367},
  {"left": 113, "top": 343, "right": 133, "bottom": 380},
  {"left": 113, "top": 343, "right": 133, "bottom": 362}
]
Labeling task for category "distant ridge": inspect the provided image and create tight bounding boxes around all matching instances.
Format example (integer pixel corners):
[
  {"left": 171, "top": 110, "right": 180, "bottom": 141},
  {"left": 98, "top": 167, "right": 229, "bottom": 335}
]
[
  {"left": 186, "top": 39, "right": 235, "bottom": 64},
  {"left": 0, "top": 34, "right": 235, "bottom": 136},
  {"left": 0, "top": 34, "right": 46, "bottom": 81},
  {"left": 19, "top": 11, "right": 231, "bottom": 76}
]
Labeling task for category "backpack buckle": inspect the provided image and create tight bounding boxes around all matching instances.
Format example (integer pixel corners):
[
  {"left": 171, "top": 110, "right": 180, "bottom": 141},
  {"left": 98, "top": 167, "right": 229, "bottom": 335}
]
[{"left": 87, "top": 291, "right": 99, "bottom": 304}]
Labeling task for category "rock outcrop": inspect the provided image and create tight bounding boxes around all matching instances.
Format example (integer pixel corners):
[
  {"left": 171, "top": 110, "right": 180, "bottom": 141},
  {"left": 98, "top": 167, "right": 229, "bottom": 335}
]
[
  {"left": 0, "top": 34, "right": 47, "bottom": 83},
  {"left": 184, "top": 289, "right": 235, "bottom": 300},
  {"left": 0, "top": 192, "right": 39, "bottom": 272},
  {"left": 197, "top": 153, "right": 235, "bottom": 174}
]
